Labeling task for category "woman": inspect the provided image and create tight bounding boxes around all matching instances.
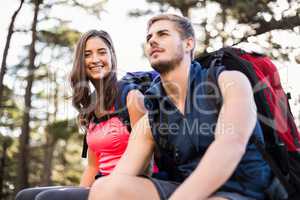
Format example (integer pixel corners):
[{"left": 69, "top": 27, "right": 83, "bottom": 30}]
[
  {"left": 73, "top": 30, "right": 147, "bottom": 186},
  {"left": 15, "top": 30, "right": 148, "bottom": 200}
]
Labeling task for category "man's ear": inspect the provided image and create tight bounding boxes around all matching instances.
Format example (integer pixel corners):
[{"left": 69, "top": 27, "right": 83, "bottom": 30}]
[{"left": 184, "top": 37, "right": 195, "bottom": 52}]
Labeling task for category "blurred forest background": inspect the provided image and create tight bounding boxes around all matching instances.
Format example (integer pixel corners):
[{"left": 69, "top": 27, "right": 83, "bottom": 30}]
[{"left": 0, "top": 0, "right": 300, "bottom": 199}]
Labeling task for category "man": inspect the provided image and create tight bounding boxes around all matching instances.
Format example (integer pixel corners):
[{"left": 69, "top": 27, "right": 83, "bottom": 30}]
[{"left": 88, "top": 14, "right": 271, "bottom": 200}]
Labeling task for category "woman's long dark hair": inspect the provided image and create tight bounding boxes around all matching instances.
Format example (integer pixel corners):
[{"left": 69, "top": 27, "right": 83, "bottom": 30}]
[{"left": 70, "top": 30, "right": 118, "bottom": 130}]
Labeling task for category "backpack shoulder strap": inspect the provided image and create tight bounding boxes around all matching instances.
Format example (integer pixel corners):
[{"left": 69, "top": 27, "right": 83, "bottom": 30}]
[
  {"left": 115, "top": 71, "right": 159, "bottom": 132},
  {"left": 250, "top": 135, "right": 296, "bottom": 195},
  {"left": 81, "top": 133, "right": 88, "bottom": 158},
  {"left": 114, "top": 82, "right": 133, "bottom": 132}
]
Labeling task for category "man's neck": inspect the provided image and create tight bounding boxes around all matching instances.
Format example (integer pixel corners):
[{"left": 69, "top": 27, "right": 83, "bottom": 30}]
[{"left": 160, "top": 59, "right": 191, "bottom": 112}]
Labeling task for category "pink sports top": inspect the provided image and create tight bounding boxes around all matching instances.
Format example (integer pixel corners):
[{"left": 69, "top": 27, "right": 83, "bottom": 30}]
[{"left": 86, "top": 112, "right": 130, "bottom": 175}]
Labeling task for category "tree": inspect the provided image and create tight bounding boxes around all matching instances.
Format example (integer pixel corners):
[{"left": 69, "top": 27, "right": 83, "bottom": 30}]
[
  {"left": 0, "top": 135, "right": 13, "bottom": 200},
  {"left": 0, "top": 85, "right": 21, "bottom": 200},
  {"left": 129, "top": 0, "right": 199, "bottom": 17},
  {"left": 37, "top": 27, "right": 80, "bottom": 185},
  {"left": 17, "top": 0, "right": 42, "bottom": 191},
  {"left": 41, "top": 118, "right": 78, "bottom": 185},
  {"left": 13, "top": 0, "right": 107, "bottom": 191},
  {"left": 0, "top": 0, "right": 108, "bottom": 197},
  {"left": 0, "top": 0, "right": 24, "bottom": 111},
  {"left": 129, "top": 0, "right": 300, "bottom": 49},
  {"left": 211, "top": 0, "right": 300, "bottom": 43}
]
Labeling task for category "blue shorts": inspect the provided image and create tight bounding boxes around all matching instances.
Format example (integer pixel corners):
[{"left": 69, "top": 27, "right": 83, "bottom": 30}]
[{"left": 147, "top": 176, "right": 256, "bottom": 200}]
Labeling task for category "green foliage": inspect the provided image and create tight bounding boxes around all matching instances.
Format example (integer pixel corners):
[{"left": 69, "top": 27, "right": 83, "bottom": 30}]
[
  {"left": 0, "top": 135, "right": 13, "bottom": 149},
  {"left": 0, "top": 86, "right": 22, "bottom": 130},
  {"left": 131, "top": 0, "right": 300, "bottom": 57},
  {"left": 38, "top": 26, "right": 81, "bottom": 48},
  {"left": 0, "top": 136, "right": 19, "bottom": 199},
  {"left": 51, "top": 134, "right": 84, "bottom": 186},
  {"left": 45, "top": 119, "right": 77, "bottom": 141},
  {"left": 0, "top": 0, "right": 113, "bottom": 197}
]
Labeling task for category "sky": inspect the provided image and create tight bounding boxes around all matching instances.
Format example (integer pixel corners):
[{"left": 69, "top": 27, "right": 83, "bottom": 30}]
[{"left": 1, "top": 0, "right": 300, "bottom": 121}]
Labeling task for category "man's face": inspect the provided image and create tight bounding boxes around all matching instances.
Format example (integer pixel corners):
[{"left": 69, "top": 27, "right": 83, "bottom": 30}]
[{"left": 145, "top": 20, "right": 185, "bottom": 74}]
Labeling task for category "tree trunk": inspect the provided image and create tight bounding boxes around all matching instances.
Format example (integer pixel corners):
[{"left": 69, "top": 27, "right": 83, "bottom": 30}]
[
  {"left": 0, "top": 0, "right": 24, "bottom": 110},
  {"left": 41, "top": 71, "right": 58, "bottom": 185},
  {"left": 0, "top": 140, "right": 9, "bottom": 199},
  {"left": 17, "top": 0, "right": 41, "bottom": 191},
  {"left": 41, "top": 137, "right": 55, "bottom": 186},
  {"left": 201, "top": 0, "right": 210, "bottom": 53},
  {"left": 180, "top": 6, "right": 189, "bottom": 17},
  {"left": 220, "top": 5, "right": 227, "bottom": 46}
]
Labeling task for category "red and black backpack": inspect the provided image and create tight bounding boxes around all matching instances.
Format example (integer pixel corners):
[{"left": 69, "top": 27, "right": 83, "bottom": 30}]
[{"left": 195, "top": 47, "right": 300, "bottom": 199}]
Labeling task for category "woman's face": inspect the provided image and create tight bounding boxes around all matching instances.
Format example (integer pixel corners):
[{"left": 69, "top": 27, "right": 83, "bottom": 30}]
[{"left": 84, "top": 36, "right": 112, "bottom": 80}]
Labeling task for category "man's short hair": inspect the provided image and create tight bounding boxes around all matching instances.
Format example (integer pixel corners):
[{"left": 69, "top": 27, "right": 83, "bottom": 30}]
[
  {"left": 147, "top": 14, "right": 195, "bottom": 58},
  {"left": 147, "top": 14, "right": 195, "bottom": 40}
]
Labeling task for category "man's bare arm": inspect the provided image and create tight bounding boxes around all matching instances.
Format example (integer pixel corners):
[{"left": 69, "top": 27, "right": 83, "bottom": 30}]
[
  {"left": 170, "top": 70, "right": 257, "bottom": 200},
  {"left": 112, "top": 114, "right": 155, "bottom": 176}
]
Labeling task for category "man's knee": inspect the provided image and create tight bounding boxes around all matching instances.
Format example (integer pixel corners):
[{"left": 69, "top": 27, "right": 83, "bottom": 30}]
[{"left": 89, "top": 175, "right": 127, "bottom": 200}]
